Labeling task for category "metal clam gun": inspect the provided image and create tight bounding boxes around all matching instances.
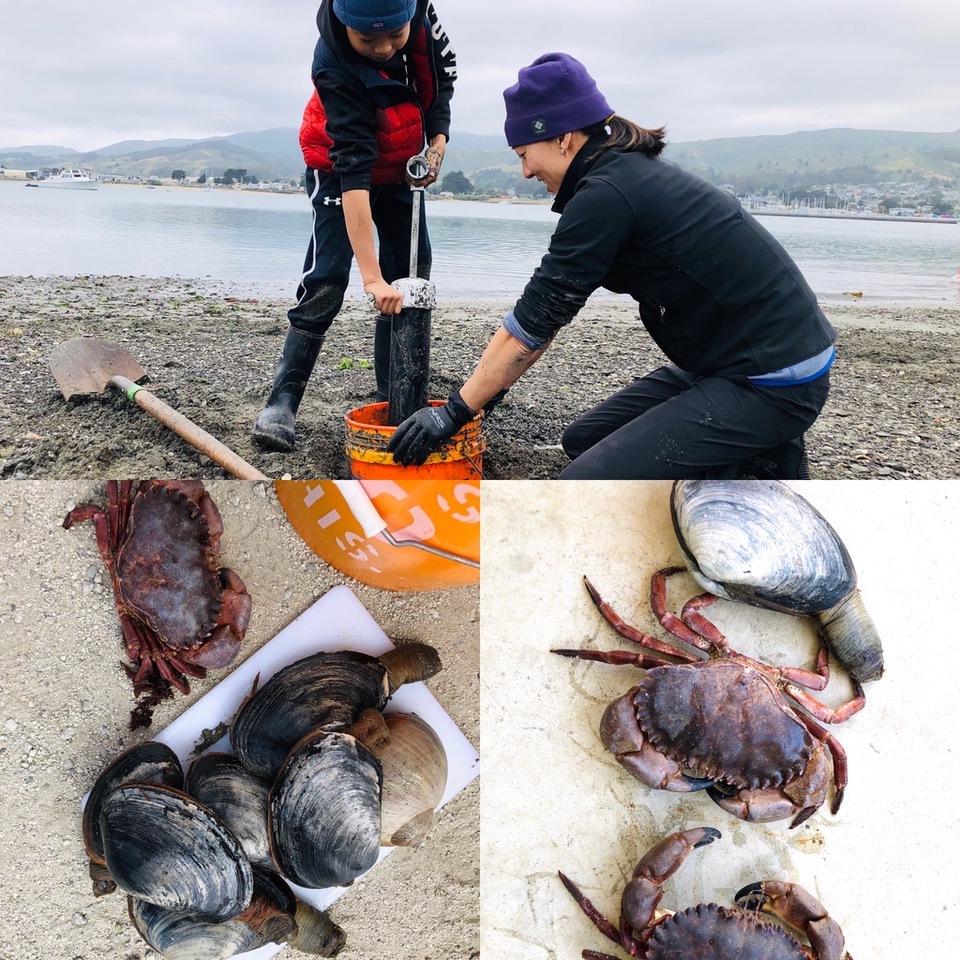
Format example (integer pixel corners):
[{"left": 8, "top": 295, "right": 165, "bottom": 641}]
[{"left": 385, "top": 151, "right": 436, "bottom": 425}]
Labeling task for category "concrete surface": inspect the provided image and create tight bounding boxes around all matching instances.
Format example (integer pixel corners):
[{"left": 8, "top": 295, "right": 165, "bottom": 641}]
[{"left": 480, "top": 480, "right": 959, "bottom": 959}]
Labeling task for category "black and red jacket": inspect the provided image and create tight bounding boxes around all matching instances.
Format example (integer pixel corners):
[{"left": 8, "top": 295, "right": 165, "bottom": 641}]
[{"left": 299, "top": 0, "right": 456, "bottom": 189}]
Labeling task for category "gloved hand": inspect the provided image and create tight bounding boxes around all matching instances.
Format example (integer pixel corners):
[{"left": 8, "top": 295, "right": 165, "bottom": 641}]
[{"left": 388, "top": 388, "right": 475, "bottom": 466}]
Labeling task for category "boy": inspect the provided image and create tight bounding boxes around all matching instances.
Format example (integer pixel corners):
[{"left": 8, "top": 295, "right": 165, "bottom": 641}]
[{"left": 254, "top": 0, "right": 456, "bottom": 451}]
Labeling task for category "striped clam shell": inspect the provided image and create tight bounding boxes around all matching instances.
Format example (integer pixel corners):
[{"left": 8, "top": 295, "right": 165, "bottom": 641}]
[{"left": 670, "top": 480, "right": 883, "bottom": 681}]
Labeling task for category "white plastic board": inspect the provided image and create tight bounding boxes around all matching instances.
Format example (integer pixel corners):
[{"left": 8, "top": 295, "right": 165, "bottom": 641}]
[{"left": 89, "top": 584, "right": 480, "bottom": 959}]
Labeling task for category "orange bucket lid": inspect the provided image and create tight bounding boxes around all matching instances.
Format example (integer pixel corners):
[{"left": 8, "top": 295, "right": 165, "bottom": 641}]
[{"left": 276, "top": 479, "right": 480, "bottom": 591}]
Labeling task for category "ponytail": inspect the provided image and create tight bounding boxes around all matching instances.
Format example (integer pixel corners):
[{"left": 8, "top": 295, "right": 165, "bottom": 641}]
[{"left": 583, "top": 115, "right": 666, "bottom": 160}]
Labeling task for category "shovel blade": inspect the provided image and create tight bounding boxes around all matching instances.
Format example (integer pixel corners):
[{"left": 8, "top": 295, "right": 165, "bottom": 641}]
[{"left": 50, "top": 337, "right": 147, "bottom": 400}]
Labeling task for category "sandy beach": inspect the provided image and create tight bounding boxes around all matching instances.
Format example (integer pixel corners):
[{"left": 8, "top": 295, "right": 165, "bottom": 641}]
[
  {"left": 0, "top": 479, "right": 479, "bottom": 960},
  {"left": 2, "top": 275, "right": 959, "bottom": 480}
]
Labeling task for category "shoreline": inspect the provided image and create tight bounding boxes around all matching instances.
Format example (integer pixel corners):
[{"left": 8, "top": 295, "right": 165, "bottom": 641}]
[
  {"left": 2, "top": 275, "right": 959, "bottom": 480},
  {"left": 4, "top": 270, "right": 960, "bottom": 311}
]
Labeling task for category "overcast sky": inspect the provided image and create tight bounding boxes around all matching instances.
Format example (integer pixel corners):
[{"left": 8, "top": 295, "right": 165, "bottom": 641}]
[{"left": 3, "top": 0, "right": 958, "bottom": 151}]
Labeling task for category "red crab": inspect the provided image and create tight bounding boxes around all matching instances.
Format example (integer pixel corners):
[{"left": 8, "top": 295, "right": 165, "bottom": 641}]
[
  {"left": 554, "top": 568, "right": 864, "bottom": 827},
  {"left": 64, "top": 480, "right": 252, "bottom": 727},
  {"left": 561, "top": 827, "right": 849, "bottom": 959}
]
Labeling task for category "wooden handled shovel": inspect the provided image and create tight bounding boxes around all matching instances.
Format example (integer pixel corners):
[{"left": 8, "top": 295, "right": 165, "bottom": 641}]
[{"left": 50, "top": 337, "right": 270, "bottom": 481}]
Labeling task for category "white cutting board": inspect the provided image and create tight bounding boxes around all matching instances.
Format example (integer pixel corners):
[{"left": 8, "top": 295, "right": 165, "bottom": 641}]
[{"left": 90, "top": 584, "right": 480, "bottom": 960}]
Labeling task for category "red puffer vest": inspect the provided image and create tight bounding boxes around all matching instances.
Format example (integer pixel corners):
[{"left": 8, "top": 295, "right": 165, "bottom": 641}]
[{"left": 300, "top": 27, "right": 435, "bottom": 184}]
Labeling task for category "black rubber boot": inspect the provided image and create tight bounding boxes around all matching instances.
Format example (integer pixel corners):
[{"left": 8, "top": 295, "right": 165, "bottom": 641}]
[{"left": 253, "top": 327, "right": 324, "bottom": 451}]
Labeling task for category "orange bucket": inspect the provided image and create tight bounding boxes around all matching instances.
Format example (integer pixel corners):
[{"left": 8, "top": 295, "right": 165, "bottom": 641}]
[
  {"left": 344, "top": 401, "right": 484, "bottom": 480},
  {"left": 275, "top": 479, "right": 480, "bottom": 591}
]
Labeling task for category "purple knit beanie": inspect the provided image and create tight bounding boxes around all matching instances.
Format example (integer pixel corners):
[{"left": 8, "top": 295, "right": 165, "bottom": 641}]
[
  {"left": 503, "top": 52, "right": 614, "bottom": 148},
  {"left": 333, "top": 0, "right": 416, "bottom": 32}
]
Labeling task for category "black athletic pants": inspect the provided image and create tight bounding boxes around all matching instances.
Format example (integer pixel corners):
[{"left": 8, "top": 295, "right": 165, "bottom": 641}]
[
  {"left": 559, "top": 363, "right": 830, "bottom": 480},
  {"left": 287, "top": 168, "right": 431, "bottom": 397}
]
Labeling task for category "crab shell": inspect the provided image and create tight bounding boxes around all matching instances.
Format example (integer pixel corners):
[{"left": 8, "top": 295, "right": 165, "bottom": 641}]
[
  {"left": 115, "top": 480, "right": 251, "bottom": 667},
  {"left": 646, "top": 903, "right": 808, "bottom": 960},
  {"left": 671, "top": 479, "right": 883, "bottom": 682},
  {"left": 615, "top": 661, "right": 818, "bottom": 792}
]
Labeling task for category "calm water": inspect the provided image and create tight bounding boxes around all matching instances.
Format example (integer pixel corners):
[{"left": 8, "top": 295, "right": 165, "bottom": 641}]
[{"left": 1, "top": 180, "right": 958, "bottom": 305}]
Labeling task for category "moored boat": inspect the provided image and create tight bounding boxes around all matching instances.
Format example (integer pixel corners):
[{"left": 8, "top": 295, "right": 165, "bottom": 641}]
[{"left": 32, "top": 168, "right": 99, "bottom": 190}]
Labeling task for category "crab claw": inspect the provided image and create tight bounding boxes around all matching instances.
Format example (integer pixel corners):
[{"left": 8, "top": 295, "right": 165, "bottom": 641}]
[
  {"left": 735, "top": 881, "right": 847, "bottom": 960},
  {"left": 734, "top": 881, "right": 769, "bottom": 911},
  {"left": 600, "top": 690, "right": 713, "bottom": 793}
]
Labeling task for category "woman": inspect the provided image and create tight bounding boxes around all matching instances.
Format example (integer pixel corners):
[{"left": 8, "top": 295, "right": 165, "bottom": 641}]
[{"left": 388, "top": 52, "right": 836, "bottom": 479}]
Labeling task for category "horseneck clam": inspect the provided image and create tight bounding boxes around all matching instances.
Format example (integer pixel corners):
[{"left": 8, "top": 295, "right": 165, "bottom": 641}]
[
  {"left": 82, "top": 641, "right": 446, "bottom": 958},
  {"left": 670, "top": 479, "right": 883, "bottom": 683}
]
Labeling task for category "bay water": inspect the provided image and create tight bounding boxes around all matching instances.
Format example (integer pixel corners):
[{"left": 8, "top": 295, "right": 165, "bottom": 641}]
[{"left": 1, "top": 180, "right": 958, "bottom": 306}]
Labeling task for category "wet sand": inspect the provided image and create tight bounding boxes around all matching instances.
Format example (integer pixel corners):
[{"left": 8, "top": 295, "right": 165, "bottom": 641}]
[{"left": 2, "top": 275, "right": 959, "bottom": 480}]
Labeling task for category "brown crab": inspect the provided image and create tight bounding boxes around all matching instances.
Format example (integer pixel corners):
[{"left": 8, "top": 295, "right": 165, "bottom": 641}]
[
  {"left": 561, "top": 827, "right": 849, "bottom": 959},
  {"left": 64, "top": 480, "right": 251, "bottom": 727},
  {"left": 554, "top": 568, "right": 864, "bottom": 827}
]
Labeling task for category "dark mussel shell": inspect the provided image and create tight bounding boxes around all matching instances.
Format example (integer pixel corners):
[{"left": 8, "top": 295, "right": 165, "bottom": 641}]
[
  {"left": 83, "top": 741, "right": 183, "bottom": 866},
  {"left": 671, "top": 480, "right": 883, "bottom": 682},
  {"left": 269, "top": 730, "right": 383, "bottom": 889},
  {"left": 186, "top": 752, "right": 273, "bottom": 871},
  {"left": 231, "top": 644, "right": 441, "bottom": 780},
  {"left": 101, "top": 783, "right": 253, "bottom": 921},
  {"left": 128, "top": 868, "right": 298, "bottom": 960}
]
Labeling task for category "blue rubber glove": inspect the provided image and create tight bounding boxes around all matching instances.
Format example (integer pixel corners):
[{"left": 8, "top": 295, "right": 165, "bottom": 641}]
[{"left": 388, "top": 388, "right": 475, "bottom": 466}]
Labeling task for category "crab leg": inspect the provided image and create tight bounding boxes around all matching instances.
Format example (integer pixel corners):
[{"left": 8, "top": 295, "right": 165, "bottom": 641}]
[
  {"left": 778, "top": 644, "right": 832, "bottom": 691},
  {"left": 558, "top": 872, "right": 634, "bottom": 953},
  {"left": 735, "top": 881, "right": 847, "bottom": 960},
  {"left": 552, "top": 648, "right": 679, "bottom": 670},
  {"left": 785, "top": 679, "right": 866, "bottom": 725},
  {"left": 581, "top": 576, "right": 701, "bottom": 662},
  {"left": 649, "top": 568, "right": 718, "bottom": 653}
]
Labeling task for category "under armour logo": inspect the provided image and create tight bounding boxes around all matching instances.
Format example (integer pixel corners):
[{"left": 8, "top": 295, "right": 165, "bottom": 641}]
[
  {"left": 323, "top": 196, "right": 342, "bottom": 206},
  {"left": 533, "top": 119, "right": 546, "bottom": 133}
]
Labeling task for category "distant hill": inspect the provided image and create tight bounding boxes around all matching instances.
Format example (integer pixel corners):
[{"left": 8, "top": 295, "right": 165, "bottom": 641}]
[
  {"left": 669, "top": 128, "right": 960, "bottom": 190},
  {"left": 3, "top": 127, "right": 958, "bottom": 188}
]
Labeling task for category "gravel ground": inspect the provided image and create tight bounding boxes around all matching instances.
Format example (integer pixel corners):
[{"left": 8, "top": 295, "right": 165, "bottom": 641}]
[
  {"left": 0, "top": 479, "right": 479, "bottom": 960},
  {"left": 2, "top": 275, "right": 959, "bottom": 479}
]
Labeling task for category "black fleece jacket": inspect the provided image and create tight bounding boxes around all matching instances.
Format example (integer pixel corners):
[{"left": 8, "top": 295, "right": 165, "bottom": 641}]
[
  {"left": 512, "top": 137, "right": 836, "bottom": 378},
  {"left": 312, "top": 0, "right": 456, "bottom": 190}
]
